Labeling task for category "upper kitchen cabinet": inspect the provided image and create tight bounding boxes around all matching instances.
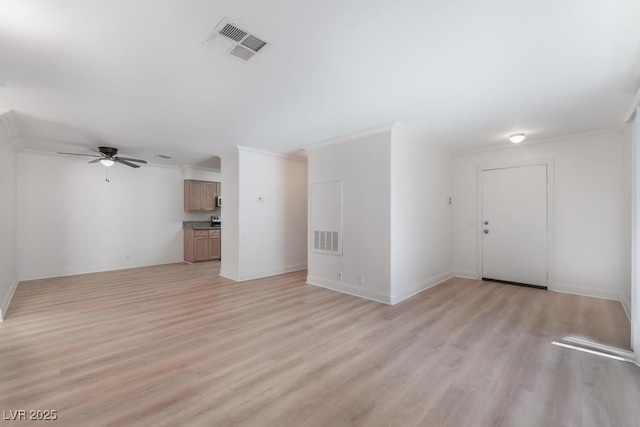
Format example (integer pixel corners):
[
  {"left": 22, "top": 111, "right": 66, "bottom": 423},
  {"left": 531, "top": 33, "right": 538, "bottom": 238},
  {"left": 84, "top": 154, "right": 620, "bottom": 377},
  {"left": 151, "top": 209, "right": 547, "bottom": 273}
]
[
  {"left": 184, "top": 180, "right": 220, "bottom": 212},
  {"left": 202, "top": 182, "right": 216, "bottom": 211}
]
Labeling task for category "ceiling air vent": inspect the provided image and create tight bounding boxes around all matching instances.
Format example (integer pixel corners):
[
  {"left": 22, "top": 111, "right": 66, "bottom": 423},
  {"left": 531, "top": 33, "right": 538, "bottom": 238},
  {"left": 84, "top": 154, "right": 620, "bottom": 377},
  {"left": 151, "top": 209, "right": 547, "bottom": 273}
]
[
  {"left": 241, "top": 35, "right": 267, "bottom": 52},
  {"left": 219, "top": 23, "right": 247, "bottom": 42},
  {"left": 230, "top": 45, "right": 255, "bottom": 61},
  {"left": 203, "top": 18, "right": 268, "bottom": 62}
]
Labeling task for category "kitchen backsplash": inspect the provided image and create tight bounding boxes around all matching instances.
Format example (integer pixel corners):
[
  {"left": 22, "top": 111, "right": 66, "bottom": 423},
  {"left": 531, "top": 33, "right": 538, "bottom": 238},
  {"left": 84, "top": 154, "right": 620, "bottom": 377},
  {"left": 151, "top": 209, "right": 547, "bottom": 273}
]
[{"left": 184, "top": 207, "right": 221, "bottom": 221}]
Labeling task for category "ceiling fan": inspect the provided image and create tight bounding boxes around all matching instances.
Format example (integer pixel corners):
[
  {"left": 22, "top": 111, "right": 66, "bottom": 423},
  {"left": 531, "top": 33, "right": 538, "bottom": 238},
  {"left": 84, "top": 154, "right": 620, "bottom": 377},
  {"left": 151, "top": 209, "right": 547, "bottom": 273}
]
[{"left": 57, "top": 146, "right": 148, "bottom": 168}]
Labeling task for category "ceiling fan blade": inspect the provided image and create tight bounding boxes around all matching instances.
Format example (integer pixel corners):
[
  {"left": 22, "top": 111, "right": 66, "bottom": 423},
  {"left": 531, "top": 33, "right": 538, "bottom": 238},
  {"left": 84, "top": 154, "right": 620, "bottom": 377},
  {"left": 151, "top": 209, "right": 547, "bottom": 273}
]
[
  {"left": 116, "top": 157, "right": 148, "bottom": 164},
  {"left": 88, "top": 159, "right": 102, "bottom": 164},
  {"left": 115, "top": 158, "right": 140, "bottom": 168},
  {"left": 58, "top": 152, "right": 102, "bottom": 157}
]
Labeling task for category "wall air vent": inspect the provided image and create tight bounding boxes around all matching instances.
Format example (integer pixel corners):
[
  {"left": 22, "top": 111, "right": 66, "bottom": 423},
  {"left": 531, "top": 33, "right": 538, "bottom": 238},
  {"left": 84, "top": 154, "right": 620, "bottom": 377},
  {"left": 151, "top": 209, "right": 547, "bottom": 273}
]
[
  {"left": 314, "top": 231, "right": 340, "bottom": 253},
  {"left": 203, "top": 18, "right": 268, "bottom": 62}
]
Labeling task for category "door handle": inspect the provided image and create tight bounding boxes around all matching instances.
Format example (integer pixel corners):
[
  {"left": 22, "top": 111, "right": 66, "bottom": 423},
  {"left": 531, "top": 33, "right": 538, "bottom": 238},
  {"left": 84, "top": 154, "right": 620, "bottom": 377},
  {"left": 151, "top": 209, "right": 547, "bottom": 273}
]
[{"left": 484, "top": 229, "right": 490, "bottom": 234}]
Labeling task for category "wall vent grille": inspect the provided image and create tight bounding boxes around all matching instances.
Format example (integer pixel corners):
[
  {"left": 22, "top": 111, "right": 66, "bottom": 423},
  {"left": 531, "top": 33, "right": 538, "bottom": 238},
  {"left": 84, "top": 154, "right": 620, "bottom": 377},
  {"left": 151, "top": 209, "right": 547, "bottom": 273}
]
[
  {"left": 314, "top": 230, "right": 340, "bottom": 253},
  {"left": 204, "top": 18, "right": 268, "bottom": 62}
]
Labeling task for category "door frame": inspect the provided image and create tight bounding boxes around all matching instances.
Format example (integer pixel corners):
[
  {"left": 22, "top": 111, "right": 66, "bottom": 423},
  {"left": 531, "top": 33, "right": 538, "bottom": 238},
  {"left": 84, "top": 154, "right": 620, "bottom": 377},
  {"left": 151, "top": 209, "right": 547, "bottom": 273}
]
[{"left": 475, "top": 158, "right": 555, "bottom": 288}]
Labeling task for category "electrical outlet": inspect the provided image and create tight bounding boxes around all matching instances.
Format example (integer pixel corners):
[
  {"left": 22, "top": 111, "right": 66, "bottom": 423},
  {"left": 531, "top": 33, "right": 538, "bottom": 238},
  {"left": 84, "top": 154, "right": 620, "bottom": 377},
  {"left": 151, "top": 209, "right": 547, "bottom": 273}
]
[
  {"left": 337, "top": 272, "right": 343, "bottom": 280},
  {"left": 357, "top": 275, "right": 365, "bottom": 285}
]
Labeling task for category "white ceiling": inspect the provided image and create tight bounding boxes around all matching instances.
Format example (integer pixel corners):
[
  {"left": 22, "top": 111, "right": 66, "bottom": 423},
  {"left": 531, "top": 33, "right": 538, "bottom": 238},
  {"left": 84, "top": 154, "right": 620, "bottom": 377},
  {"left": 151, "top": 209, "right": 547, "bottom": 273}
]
[{"left": 1, "top": 0, "right": 639, "bottom": 165}]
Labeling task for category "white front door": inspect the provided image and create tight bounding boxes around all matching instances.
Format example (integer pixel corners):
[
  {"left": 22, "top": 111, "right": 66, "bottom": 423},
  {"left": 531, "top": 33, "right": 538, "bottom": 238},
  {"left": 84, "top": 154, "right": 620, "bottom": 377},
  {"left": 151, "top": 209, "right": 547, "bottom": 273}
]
[{"left": 482, "top": 165, "right": 548, "bottom": 287}]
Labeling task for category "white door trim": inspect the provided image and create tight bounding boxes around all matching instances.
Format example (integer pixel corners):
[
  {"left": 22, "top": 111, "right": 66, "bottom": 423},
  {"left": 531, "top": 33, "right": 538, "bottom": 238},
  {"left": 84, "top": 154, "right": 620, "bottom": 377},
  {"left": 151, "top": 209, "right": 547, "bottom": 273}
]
[{"left": 475, "top": 159, "right": 555, "bottom": 288}]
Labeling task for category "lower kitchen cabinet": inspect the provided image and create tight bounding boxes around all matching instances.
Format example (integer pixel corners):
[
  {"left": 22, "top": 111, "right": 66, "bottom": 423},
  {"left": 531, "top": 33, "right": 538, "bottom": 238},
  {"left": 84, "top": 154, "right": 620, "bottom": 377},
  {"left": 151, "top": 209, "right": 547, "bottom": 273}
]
[
  {"left": 208, "top": 232, "right": 221, "bottom": 260},
  {"left": 184, "top": 229, "right": 221, "bottom": 263}
]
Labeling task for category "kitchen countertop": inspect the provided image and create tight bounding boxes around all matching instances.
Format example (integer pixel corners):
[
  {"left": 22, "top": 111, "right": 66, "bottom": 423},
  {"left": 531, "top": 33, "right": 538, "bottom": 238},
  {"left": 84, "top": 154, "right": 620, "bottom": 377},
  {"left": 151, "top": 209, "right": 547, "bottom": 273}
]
[{"left": 183, "top": 221, "right": 221, "bottom": 230}]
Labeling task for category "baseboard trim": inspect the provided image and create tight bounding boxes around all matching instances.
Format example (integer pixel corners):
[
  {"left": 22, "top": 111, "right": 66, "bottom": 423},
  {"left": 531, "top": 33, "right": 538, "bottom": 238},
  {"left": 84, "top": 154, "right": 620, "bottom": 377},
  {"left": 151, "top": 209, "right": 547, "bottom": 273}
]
[
  {"left": 19, "top": 259, "right": 185, "bottom": 281},
  {"left": 552, "top": 283, "right": 630, "bottom": 322},
  {"left": 0, "top": 278, "right": 19, "bottom": 321},
  {"left": 306, "top": 276, "right": 391, "bottom": 304},
  {"left": 390, "top": 271, "right": 453, "bottom": 305},
  {"left": 453, "top": 270, "right": 478, "bottom": 280},
  {"left": 235, "top": 264, "right": 308, "bottom": 282},
  {"left": 218, "top": 270, "right": 239, "bottom": 282}
]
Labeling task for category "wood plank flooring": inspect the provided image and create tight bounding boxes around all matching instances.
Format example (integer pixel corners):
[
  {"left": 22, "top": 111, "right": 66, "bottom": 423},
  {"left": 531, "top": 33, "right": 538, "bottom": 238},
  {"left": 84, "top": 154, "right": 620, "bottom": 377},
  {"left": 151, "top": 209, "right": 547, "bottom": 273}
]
[{"left": 1, "top": 263, "right": 638, "bottom": 426}]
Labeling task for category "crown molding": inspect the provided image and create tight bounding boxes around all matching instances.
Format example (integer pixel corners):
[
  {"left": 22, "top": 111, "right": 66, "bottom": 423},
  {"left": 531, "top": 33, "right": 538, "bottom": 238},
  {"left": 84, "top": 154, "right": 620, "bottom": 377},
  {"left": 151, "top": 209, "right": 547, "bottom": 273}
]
[
  {"left": 625, "top": 88, "right": 640, "bottom": 123},
  {"left": 304, "top": 122, "right": 396, "bottom": 152},
  {"left": 236, "top": 145, "right": 307, "bottom": 162},
  {"left": 181, "top": 165, "right": 221, "bottom": 173},
  {"left": 216, "top": 147, "right": 240, "bottom": 158},
  {"left": 455, "top": 129, "right": 621, "bottom": 156}
]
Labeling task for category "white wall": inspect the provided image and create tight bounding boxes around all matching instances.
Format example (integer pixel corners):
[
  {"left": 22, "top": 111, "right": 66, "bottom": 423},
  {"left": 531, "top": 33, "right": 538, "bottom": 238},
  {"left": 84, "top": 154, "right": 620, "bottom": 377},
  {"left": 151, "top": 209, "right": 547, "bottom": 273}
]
[
  {"left": 0, "top": 124, "right": 18, "bottom": 320},
  {"left": 239, "top": 148, "right": 307, "bottom": 280},
  {"left": 220, "top": 152, "right": 240, "bottom": 280},
  {"left": 390, "top": 127, "right": 453, "bottom": 303},
  {"left": 623, "top": 124, "right": 633, "bottom": 316},
  {"left": 220, "top": 147, "right": 307, "bottom": 281},
  {"left": 307, "top": 128, "right": 393, "bottom": 303},
  {"left": 17, "top": 152, "right": 188, "bottom": 279},
  {"left": 453, "top": 133, "right": 629, "bottom": 313},
  {"left": 628, "top": 104, "right": 640, "bottom": 357},
  {"left": 182, "top": 166, "right": 221, "bottom": 182}
]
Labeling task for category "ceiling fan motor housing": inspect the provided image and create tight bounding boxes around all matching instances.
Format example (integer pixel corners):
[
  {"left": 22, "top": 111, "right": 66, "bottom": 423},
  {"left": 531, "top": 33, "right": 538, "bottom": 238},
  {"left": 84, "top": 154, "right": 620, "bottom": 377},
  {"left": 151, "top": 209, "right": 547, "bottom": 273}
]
[{"left": 98, "top": 146, "right": 118, "bottom": 157}]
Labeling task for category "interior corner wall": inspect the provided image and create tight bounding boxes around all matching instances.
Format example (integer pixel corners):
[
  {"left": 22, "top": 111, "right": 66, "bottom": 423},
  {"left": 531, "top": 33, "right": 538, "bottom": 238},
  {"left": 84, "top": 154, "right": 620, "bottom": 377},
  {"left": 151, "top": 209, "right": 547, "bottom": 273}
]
[
  {"left": 307, "top": 131, "right": 392, "bottom": 303},
  {"left": 623, "top": 124, "right": 633, "bottom": 317},
  {"left": 390, "top": 130, "right": 453, "bottom": 304},
  {"left": 453, "top": 133, "right": 629, "bottom": 312},
  {"left": 630, "top": 106, "right": 640, "bottom": 356},
  {"left": 220, "top": 152, "right": 240, "bottom": 280},
  {"left": 17, "top": 152, "right": 186, "bottom": 280},
  {"left": 0, "top": 125, "right": 18, "bottom": 320}
]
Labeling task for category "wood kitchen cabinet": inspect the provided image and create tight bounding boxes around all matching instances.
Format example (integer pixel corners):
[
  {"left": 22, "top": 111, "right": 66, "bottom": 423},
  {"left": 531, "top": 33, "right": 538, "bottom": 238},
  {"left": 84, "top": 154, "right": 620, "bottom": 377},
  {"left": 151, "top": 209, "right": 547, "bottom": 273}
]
[
  {"left": 208, "top": 231, "right": 221, "bottom": 260},
  {"left": 184, "top": 180, "right": 219, "bottom": 212},
  {"left": 184, "top": 229, "right": 221, "bottom": 263}
]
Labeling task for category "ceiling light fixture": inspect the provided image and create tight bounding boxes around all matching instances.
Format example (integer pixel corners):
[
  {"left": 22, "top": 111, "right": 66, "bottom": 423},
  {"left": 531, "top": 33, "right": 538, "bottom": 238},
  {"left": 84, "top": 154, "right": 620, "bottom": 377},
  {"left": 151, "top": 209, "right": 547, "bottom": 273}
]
[
  {"left": 509, "top": 133, "right": 526, "bottom": 144},
  {"left": 100, "top": 159, "right": 115, "bottom": 167}
]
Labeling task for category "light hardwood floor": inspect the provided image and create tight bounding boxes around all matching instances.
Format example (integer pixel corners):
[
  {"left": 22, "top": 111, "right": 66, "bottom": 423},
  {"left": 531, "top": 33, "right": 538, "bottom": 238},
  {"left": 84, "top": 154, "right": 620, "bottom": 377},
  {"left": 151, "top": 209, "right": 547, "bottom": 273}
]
[{"left": 1, "top": 263, "right": 638, "bottom": 426}]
